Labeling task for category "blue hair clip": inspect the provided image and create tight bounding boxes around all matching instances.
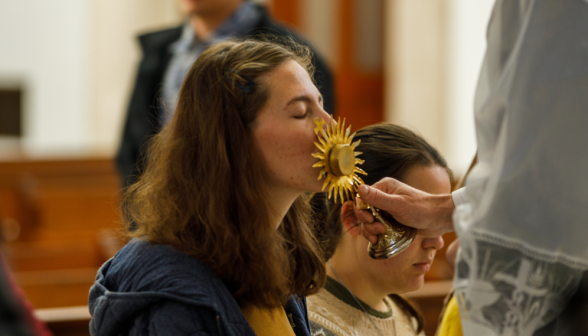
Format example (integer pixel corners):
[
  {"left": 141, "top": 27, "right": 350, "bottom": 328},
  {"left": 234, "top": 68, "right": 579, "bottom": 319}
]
[{"left": 223, "top": 68, "right": 255, "bottom": 93}]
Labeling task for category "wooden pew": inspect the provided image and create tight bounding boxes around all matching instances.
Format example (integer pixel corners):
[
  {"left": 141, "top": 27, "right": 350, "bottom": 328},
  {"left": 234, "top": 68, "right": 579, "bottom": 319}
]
[
  {"left": 1, "top": 156, "right": 456, "bottom": 335},
  {"left": 0, "top": 157, "right": 123, "bottom": 309},
  {"left": 35, "top": 306, "right": 91, "bottom": 336}
]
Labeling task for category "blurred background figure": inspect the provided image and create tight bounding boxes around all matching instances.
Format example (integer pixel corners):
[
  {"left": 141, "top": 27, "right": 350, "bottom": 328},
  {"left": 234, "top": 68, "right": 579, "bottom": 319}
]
[
  {"left": 0, "top": 259, "right": 53, "bottom": 336},
  {"left": 0, "top": 212, "right": 52, "bottom": 336},
  {"left": 116, "top": 0, "right": 334, "bottom": 188}
]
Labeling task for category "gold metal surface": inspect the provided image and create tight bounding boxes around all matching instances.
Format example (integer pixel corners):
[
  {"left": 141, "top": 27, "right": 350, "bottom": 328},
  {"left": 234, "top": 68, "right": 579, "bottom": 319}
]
[
  {"left": 313, "top": 117, "right": 416, "bottom": 259},
  {"left": 312, "top": 118, "right": 366, "bottom": 204},
  {"left": 329, "top": 144, "right": 355, "bottom": 176},
  {"left": 355, "top": 197, "right": 416, "bottom": 259},
  {"left": 367, "top": 208, "right": 417, "bottom": 259}
]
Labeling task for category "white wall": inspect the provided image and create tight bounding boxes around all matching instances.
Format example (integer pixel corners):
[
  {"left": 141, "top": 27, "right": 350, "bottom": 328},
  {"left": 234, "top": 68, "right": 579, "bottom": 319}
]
[
  {"left": 384, "top": 0, "right": 447, "bottom": 155},
  {"left": 90, "top": 0, "right": 181, "bottom": 154},
  {"left": 445, "top": 0, "right": 495, "bottom": 173},
  {"left": 0, "top": 0, "right": 182, "bottom": 159},
  {"left": 0, "top": 0, "right": 92, "bottom": 156},
  {"left": 384, "top": 0, "right": 494, "bottom": 176}
]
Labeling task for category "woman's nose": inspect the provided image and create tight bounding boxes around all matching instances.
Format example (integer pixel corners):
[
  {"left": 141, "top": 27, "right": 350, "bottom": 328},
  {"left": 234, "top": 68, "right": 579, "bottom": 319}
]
[
  {"left": 322, "top": 110, "right": 334, "bottom": 126},
  {"left": 422, "top": 236, "right": 444, "bottom": 250}
]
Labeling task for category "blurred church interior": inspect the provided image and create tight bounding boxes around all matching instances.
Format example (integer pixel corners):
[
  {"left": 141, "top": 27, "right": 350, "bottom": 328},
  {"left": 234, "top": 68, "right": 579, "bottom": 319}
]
[{"left": 0, "top": 0, "right": 493, "bottom": 335}]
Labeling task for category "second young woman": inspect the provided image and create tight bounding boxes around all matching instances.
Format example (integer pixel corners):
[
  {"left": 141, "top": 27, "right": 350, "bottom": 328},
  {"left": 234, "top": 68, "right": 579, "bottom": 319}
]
[{"left": 308, "top": 124, "right": 453, "bottom": 336}]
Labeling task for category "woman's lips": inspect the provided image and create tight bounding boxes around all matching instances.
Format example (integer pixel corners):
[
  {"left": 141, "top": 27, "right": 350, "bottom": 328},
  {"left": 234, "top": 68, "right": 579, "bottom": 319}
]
[{"left": 413, "top": 262, "right": 431, "bottom": 272}]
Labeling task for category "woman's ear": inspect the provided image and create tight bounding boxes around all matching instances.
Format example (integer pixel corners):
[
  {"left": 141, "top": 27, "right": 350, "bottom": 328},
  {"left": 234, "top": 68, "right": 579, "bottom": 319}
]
[{"left": 341, "top": 201, "right": 361, "bottom": 236}]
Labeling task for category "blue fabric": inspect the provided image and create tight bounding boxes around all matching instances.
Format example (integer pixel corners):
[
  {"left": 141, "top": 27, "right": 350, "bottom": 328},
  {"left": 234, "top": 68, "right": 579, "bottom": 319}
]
[
  {"left": 161, "top": 1, "right": 261, "bottom": 125},
  {"left": 89, "top": 239, "right": 312, "bottom": 336}
]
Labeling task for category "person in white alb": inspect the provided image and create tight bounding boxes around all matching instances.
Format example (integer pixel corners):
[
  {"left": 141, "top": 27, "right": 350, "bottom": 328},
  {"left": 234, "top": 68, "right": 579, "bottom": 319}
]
[{"left": 355, "top": 0, "right": 588, "bottom": 335}]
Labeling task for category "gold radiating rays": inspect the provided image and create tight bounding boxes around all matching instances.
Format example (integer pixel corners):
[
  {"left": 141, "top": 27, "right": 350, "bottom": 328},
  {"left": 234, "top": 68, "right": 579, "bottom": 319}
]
[{"left": 312, "top": 117, "right": 367, "bottom": 203}]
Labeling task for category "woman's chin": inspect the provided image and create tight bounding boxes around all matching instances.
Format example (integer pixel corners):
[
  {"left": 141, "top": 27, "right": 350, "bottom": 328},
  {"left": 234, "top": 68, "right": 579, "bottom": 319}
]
[{"left": 397, "top": 276, "right": 425, "bottom": 294}]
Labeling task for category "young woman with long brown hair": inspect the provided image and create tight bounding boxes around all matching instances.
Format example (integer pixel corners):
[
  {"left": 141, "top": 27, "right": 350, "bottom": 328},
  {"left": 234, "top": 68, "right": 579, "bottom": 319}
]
[
  {"left": 88, "top": 38, "right": 330, "bottom": 336},
  {"left": 308, "top": 124, "right": 453, "bottom": 336}
]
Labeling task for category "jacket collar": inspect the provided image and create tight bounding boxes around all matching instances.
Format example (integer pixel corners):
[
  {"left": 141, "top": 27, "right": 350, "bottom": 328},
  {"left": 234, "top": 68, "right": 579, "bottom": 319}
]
[{"left": 89, "top": 239, "right": 253, "bottom": 334}]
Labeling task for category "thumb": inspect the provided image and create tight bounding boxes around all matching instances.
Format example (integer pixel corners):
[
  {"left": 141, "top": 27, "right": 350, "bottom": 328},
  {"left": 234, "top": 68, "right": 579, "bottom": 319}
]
[{"left": 358, "top": 184, "right": 398, "bottom": 212}]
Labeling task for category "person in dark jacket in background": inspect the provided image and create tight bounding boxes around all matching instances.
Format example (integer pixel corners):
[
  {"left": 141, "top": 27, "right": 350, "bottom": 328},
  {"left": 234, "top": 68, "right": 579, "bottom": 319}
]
[
  {"left": 116, "top": 0, "right": 334, "bottom": 188},
  {"left": 90, "top": 39, "right": 330, "bottom": 335}
]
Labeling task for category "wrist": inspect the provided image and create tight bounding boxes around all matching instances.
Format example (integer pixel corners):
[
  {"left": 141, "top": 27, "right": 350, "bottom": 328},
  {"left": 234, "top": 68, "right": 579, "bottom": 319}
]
[{"left": 428, "top": 193, "right": 455, "bottom": 233}]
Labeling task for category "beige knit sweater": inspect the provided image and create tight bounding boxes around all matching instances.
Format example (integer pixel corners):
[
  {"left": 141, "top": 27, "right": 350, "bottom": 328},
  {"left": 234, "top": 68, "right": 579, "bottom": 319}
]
[{"left": 307, "top": 276, "right": 424, "bottom": 336}]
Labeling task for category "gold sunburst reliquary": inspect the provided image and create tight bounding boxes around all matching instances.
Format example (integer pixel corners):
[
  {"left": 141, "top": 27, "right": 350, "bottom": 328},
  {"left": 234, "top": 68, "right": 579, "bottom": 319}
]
[{"left": 312, "top": 117, "right": 416, "bottom": 259}]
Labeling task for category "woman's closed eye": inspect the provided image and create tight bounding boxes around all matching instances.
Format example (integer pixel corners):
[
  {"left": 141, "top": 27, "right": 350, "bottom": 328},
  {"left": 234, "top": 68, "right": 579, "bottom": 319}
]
[
  {"left": 290, "top": 102, "right": 309, "bottom": 119},
  {"left": 294, "top": 110, "right": 309, "bottom": 119}
]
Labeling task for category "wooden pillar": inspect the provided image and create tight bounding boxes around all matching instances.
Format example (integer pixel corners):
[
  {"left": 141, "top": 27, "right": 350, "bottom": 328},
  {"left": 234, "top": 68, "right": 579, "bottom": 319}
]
[
  {"left": 267, "top": 0, "right": 300, "bottom": 28},
  {"left": 335, "top": 0, "right": 384, "bottom": 131}
]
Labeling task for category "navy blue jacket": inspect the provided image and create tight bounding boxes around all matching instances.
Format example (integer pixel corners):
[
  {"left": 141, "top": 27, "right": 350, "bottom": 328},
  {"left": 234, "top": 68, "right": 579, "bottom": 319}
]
[{"left": 89, "top": 239, "right": 312, "bottom": 336}]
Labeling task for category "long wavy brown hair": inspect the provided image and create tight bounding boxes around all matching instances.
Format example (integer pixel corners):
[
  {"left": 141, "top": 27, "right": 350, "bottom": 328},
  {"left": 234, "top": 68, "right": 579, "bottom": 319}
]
[
  {"left": 312, "top": 123, "right": 454, "bottom": 333},
  {"left": 123, "top": 38, "right": 326, "bottom": 309}
]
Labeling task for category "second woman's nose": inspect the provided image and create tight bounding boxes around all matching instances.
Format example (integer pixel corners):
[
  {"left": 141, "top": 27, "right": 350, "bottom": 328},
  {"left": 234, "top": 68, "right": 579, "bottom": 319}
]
[{"left": 422, "top": 235, "right": 444, "bottom": 250}]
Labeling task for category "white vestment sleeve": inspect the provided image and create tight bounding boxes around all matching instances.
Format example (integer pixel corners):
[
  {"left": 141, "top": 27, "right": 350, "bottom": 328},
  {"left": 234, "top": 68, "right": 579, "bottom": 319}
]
[
  {"left": 453, "top": 1, "right": 588, "bottom": 335},
  {"left": 451, "top": 188, "right": 469, "bottom": 208}
]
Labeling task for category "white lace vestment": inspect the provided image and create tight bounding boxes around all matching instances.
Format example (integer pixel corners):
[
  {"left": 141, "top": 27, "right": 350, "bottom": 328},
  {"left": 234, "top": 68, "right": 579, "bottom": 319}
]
[{"left": 452, "top": 0, "right": 588, "bottom": 335}]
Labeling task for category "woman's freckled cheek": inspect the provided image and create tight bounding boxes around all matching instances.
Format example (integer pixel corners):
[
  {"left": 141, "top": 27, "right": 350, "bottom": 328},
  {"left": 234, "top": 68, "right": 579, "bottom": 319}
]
[{"left": 380, "top": 259, "right": 396, "bottom": 268}]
